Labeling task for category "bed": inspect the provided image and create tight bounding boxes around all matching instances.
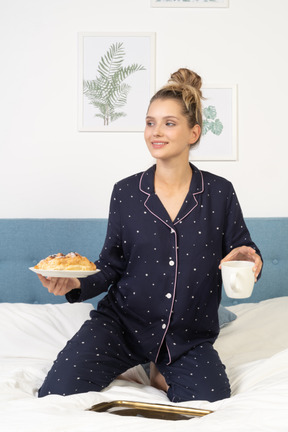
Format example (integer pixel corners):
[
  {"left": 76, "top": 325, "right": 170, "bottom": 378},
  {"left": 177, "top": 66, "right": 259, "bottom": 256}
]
[{"left": 0, "top": 218, "right": 288, "bottom": 431}]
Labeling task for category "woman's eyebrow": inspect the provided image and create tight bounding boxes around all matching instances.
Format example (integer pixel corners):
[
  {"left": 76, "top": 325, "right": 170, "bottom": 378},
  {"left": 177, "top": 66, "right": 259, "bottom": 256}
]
[{"left": 146, "top": 115, "right": 179, "bottom": 120}]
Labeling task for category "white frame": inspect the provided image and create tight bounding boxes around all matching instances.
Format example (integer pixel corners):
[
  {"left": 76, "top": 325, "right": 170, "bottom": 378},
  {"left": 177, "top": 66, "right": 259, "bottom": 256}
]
[
  {"left": 190, "top": 84, "right": 237, "bottom": 161},
  {"left": 78, "top": 32, "right": 155, "bottom": 132},
  {"left": 151, "top": 0, "right": 229, "bottom": 8}
]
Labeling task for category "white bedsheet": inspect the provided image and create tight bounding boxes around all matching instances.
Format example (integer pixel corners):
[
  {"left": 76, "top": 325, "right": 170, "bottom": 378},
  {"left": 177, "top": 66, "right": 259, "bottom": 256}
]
[{"left": 1, "top": 298, "right": 288, "bottom": 432}]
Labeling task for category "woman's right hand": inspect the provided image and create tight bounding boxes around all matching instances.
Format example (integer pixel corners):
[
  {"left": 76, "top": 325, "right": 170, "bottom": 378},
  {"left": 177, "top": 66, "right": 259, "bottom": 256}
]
[{"left": 37, "top": 274, "right": 81, "bottom": 296}]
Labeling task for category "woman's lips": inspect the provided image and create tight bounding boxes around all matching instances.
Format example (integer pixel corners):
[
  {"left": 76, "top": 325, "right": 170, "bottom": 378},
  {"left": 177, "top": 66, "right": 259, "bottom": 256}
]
[{"left": 151, "top": 141, "right": 168, "bottom": 149}]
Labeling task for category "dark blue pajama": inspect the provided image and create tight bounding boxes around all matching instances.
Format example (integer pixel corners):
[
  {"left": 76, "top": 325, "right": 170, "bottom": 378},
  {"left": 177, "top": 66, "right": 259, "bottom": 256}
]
[
  {"left": 38, "top": 164, "right": 260, "bottom": 401},
  {"left": 38, "top": 309, "right": 230, "bottom": 401}
]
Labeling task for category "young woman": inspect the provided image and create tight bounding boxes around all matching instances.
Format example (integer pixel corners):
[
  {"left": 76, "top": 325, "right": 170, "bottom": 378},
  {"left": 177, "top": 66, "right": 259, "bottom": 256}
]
[{"left": 37, "top": 68, "right": 262, "bottom": 402}]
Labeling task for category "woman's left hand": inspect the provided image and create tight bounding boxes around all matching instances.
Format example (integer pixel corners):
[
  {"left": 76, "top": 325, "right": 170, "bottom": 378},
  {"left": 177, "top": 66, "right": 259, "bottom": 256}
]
[{"left": 219, "top": 246, "right": 263, "bottom": 282}]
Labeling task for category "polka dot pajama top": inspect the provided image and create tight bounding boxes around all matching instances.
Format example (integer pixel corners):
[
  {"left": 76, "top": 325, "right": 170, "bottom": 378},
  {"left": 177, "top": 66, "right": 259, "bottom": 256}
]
[{"left": 67, "top": 163, "right": 260, "bottom": 364}]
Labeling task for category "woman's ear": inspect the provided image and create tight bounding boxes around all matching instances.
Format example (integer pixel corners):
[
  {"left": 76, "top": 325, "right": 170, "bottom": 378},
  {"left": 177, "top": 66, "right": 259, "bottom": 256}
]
[{"left": 189, "top": 124, "right": 201, "bottom": 145}]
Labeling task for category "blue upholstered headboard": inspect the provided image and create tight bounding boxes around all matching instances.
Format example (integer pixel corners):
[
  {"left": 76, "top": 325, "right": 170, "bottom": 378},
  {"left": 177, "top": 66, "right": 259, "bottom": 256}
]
[{"left": 0, "top": 218, "right": 287, "bottom": 307}]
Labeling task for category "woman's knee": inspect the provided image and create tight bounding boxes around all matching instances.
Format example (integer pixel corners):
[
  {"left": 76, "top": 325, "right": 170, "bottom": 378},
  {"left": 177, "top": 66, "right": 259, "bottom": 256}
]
[
  {"left": 38, "top": 370, "right": 105, "bottom": 397},
  {"left": 166, "top": 378, "right": 231, "bottom": 403},
  {"left": 158, "top": 343, "right": 231, "bottom": 403}
]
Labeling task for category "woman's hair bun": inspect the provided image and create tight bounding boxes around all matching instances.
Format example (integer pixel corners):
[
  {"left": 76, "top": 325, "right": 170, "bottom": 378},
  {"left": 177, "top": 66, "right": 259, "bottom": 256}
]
[{"left": 169, "top": 68, "right": 202, "bottom": 93}]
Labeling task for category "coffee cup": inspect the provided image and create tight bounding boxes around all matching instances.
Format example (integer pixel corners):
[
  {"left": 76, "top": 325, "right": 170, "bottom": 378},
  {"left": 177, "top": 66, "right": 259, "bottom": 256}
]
[{"left": 221, "top": 261, "right": 255, "bottom": 298}]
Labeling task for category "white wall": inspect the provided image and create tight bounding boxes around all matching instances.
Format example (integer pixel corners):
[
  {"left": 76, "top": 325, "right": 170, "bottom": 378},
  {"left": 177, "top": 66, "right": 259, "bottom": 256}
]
[{"left": 0, "top": 0, "right": 287, "bottom": 218}]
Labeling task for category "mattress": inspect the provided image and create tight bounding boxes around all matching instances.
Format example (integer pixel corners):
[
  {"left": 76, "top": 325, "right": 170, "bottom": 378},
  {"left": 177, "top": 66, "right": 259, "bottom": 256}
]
[{"left": 0, "top": 297, "right": 288, "bottom": 431}]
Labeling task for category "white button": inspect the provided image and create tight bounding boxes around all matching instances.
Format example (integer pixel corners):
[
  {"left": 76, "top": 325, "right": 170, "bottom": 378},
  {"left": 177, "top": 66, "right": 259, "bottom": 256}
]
[
  {"left": 169, "top": 260, "right": 175, "bottom": 266},
  {"left": 162, "top": 324, "right": 166, "bottom": 329},
  {"left": 165, "top": 293, "right": 172, "bottom": 299}
]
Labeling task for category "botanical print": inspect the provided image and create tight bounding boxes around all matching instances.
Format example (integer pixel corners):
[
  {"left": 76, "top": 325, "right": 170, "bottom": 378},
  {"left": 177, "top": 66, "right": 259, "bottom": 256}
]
[
  {"left": 190, "top": 86, "right": 236, "bottom": 161},
  {"left": 151, "top": 0, "right": 229, "bottom": 7},
  {"left": 79, "top": 33, "right": 154, "bottom": 132},
  {"left": 202, "top": 105, "right": 223, "bottom": 137},
  {"left": 83, "top": 42, "right": 145, "bottom": 126}
]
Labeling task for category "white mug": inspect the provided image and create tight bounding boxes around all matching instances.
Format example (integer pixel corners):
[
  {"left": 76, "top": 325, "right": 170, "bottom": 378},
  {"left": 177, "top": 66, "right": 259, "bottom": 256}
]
[{"left": 221, "top": 261, "right": 255, "bottom": 298}]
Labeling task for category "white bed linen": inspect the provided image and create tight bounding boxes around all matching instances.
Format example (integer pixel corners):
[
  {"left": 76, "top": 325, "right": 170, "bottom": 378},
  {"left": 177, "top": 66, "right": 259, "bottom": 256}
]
[{"left": 1, "top": 298, "right": 288, "bottom": 432}]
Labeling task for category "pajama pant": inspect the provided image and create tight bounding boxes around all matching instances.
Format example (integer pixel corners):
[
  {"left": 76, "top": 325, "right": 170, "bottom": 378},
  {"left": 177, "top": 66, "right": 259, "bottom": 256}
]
[{"left": 38, "top": 309, "right": 230, "bottom": 402}]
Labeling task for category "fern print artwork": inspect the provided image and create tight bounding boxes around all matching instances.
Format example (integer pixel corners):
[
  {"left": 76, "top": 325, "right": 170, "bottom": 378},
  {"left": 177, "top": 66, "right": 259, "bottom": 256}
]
[
  {"left": 83, "top": 43, "right": 145, "bottom": 126},
  {"left": 79, "top": 33, "right": 154, "bottom": 131}
]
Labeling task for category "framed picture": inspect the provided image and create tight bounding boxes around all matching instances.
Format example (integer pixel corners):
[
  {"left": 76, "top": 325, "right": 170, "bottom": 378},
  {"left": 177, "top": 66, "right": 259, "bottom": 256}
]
[
  {"left": 151, "top": 0, "right": 229, "bottom": 8},
  {"left": 190, "top": 85, "right": 237, "bottom": 161},
  {"left": 78, "top": 32, "right": 155, "bottom": 132}
]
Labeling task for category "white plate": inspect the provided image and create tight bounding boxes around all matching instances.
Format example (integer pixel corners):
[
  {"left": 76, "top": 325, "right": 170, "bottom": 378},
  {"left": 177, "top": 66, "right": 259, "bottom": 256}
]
[{"left": 29, "top": 267, "right": 100, "bottom": 278}]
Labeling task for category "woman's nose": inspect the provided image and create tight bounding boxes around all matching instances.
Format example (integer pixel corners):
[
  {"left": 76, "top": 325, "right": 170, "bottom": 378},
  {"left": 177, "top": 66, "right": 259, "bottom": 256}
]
[{"left": 153, "top": 124, "right": 163, "bottom": 136}]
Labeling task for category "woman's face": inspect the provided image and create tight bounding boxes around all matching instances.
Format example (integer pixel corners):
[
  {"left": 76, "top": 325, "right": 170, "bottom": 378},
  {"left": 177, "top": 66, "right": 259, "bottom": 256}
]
[{"left": 144, "top": 98, "right": 200, "bottom": 162}]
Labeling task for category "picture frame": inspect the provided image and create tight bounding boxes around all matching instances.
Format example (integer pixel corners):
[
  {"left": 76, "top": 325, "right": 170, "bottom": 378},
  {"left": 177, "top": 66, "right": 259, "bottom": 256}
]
[
  {"left": 151, "top": 0, "right": 229, "bottom": 8},
  {"left": 78, "top": 32, "right": 155, "bottom": 132},
  {"left": 190, "top": 85, "right": 237, "bottom": 161}
]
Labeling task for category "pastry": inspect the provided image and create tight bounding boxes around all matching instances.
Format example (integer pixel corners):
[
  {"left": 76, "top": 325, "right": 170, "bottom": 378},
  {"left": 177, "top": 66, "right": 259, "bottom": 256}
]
[{"left": 34, "top": 252, "right": 96, "bottom": 271}]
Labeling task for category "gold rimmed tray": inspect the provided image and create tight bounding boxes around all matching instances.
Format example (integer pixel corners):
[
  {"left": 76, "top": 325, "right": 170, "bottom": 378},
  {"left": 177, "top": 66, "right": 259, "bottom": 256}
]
[{"left": 88, "top": 400, "right": 213, "bottom": 420}]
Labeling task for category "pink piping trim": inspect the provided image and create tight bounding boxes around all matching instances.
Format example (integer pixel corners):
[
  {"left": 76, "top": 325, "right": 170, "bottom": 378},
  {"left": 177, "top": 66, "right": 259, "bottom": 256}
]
[
  {"left": 174, "top": 169, "right": 204, "bottom": 225},
  {"left": 138, "top": 169, "right": 204, "bottom": 363}
]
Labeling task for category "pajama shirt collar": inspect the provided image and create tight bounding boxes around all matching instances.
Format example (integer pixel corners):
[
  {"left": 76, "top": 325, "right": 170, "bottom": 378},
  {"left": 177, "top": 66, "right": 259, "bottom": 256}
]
[{"left": 139, "top": 163, "right": 204, "bottom": 226}]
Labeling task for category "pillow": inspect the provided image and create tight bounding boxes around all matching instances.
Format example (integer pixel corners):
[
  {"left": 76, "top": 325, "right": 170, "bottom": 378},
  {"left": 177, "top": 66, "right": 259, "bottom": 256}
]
[
  {"left": 218, "top": 304, "right": 237, "bottom": 328},
  {"left": 0, "top": 302, "right": 94, "bottom": 360}
]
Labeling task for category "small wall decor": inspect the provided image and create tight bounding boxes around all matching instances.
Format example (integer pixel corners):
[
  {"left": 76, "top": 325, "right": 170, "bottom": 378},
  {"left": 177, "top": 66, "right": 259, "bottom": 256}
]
[
  {"left": 190, "top": 85, "right": 237, "bottom": 161},
  {"left": 78, "top": 32, "right": 155, "bottom": 132},
  {"left": 151, "top": 0, "right": 229, "bottom": 8}
]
